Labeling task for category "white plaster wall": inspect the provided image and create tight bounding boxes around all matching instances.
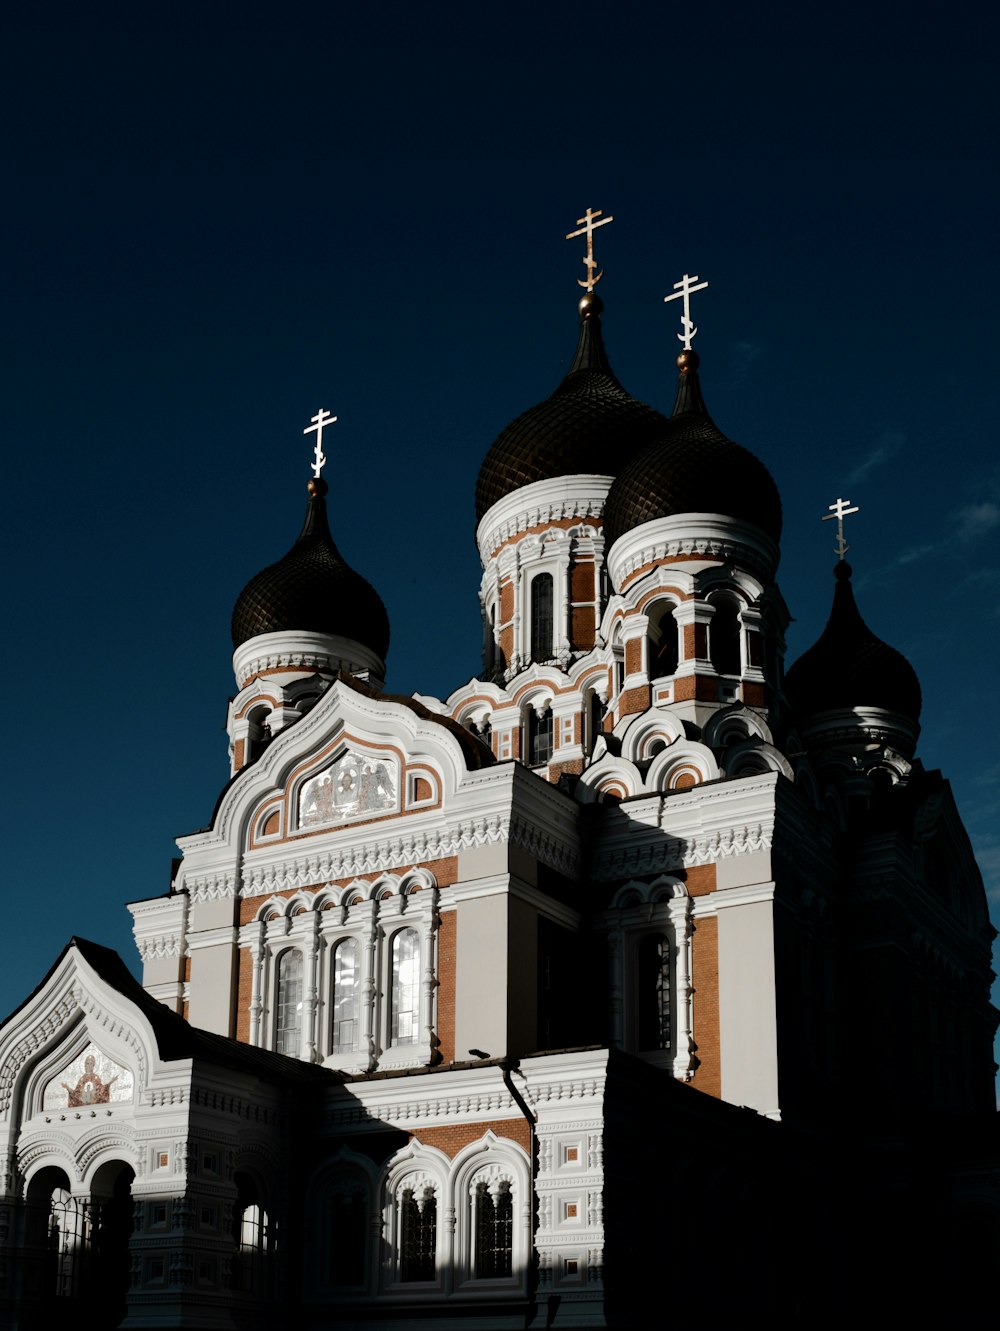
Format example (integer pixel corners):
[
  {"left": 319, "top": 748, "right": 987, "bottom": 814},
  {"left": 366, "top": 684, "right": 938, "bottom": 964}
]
[
  {"left": 187, "top": 945, "right": 236, "bottom": 1036},
  {"left": 454, "top": 895, "right": 509, "bottom": 1060},
  {"left": 717, "top": 899, "right": 780, "bottom": 1118}
]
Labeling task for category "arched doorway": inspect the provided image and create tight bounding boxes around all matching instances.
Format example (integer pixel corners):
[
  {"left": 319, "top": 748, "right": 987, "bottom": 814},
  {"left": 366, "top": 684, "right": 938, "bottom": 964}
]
[{"left": 20, "top": 1160, "right": 134, "bottom": 1327}]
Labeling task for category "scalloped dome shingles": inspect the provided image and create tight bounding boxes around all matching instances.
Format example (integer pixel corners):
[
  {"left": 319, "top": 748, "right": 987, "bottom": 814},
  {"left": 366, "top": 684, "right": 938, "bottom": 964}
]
[
  {"left": 784, "top": 563, "right": 922, "bottom": 723},
  {"left": 603, "top": 359, "right": 783, "bottom": 549},
  {"left": 231, "top": 482, "right": 390, "bottom": 661},
  {"left": 475, "top": 304, "right": 670, "bottom": 522}
]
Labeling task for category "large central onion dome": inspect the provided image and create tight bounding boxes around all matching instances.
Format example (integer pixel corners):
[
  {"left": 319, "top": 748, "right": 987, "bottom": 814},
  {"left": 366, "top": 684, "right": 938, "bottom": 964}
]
[
  {"left": 603, "top": 349, "right": 783, "bottom": 550},
  {"left": 475, "top": 293, "right": 670, "bottom": 522},
  {"left": 784, "top": 561, "right": 921, "bottom": 723},
  {"left": 231, "top": 476, "right": 390, "bottom": 661}
]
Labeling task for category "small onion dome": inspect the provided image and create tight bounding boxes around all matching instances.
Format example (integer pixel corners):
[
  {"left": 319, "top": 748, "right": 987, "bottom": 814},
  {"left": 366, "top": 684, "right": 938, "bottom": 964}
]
[
  {"left": 603, "top": 349, "right": 783, "bottom": 549},
  {"left": 475, "top": 293, "right": 670, "bottom": 522},
  {"left": 231, "top": 477, "right": 390, "bottom": 660},
  {"left": 784, "top": 562, "right": 922, "bottom": 723}
]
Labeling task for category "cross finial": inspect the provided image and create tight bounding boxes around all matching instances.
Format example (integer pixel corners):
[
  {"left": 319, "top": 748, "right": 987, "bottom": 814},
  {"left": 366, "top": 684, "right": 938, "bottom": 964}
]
[
  {"left": 566, "top": 207, "right": 613, "bottom": 292},
  {"left": 304, "top": 408, "right": 337, "bottom": 479},
  {"left": 664, "top": 272, "right": 710, "bottom": 349},
  {"left": 821, "top": 496, "right": 860, "bottom": 561}
]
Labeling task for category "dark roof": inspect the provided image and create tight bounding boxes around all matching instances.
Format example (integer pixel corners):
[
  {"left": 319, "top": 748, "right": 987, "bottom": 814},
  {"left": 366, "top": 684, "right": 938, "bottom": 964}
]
[
  {"left": 340, "top": 674, "right": 496, "bottom": 771},
  {"left": 784, "top": 562, "right": 922, "bottom": 723},
  {"left": 475, "top": 295, "right": 670, "bottom": 522},
  {"left": 603, "top": 350, "right": 783, "bottom": 549},
  {"left": 231, "top": 478, "right": 390, "bottom": 660}
]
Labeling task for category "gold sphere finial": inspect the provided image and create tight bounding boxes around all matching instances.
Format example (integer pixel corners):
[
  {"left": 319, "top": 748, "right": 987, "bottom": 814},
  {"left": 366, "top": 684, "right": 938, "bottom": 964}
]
[
  {"left": 578, "top": 291, "right": 604, "bottom": 320},
  {"left": 677, "top": 348, "right": 700, "bottom": 373}
]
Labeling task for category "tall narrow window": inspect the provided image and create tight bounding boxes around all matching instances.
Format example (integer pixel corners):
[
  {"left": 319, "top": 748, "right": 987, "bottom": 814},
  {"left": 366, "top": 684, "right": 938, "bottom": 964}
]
[
  {"left": 275, "top": 949, "right": 303, "bottom": 1057},
  {"left": 528, "top": 708, "right": 554, "bottom": 766},
  {"left": 530, "top": 573, "right": 554, "bottom": 661},
  {"left": 589, "top": 692, "right": 604, "bottom": 753},
  {"left": 649, "top": 605, "right": 679, "bottom": 678},
  {"left": 331, "top": 939, "right": 359, "bottom": 1053},
  {"left": 391, "top": 929, "right": 419, "bottom": 1046},
  {"left": 400, "top": 1186, "right": 436, "bottom": 1281},
  {"left": 475, "top": 1180, "right": 513, "bottom": 1278},
  {"left": 637, "top": 934, "right": 671, "bottom": 1051},
  {"left": 709, "top": 595, "right": 742, "bottom": 676}
]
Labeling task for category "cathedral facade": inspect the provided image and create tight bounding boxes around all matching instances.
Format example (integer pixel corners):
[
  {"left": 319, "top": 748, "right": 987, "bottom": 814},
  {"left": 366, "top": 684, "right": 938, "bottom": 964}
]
[{"left": 0, "top": 265, "right": 996, "bottom": 1329}]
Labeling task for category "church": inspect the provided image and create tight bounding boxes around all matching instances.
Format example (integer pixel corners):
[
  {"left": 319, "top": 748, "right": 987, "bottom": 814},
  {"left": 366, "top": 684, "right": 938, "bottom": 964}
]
[{"left": 1, "top": 219, "right": 997, "bottom": 1329}]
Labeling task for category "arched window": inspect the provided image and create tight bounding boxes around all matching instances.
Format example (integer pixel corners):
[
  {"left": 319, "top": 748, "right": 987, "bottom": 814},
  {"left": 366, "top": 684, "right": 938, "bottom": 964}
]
[
  {"left": 275, "top": 949, "right": 303, "bottom": 1057},
  {"left": 649, "top": 604, "right": 679, "bottom": 678},
  {"left": 709, "top": 594, "right": 742, "bottom": 676},
  {"left": 246, "top": 705, "right": 272, "bottom": 764},
  {"left": 399, "top": 1185, "right": 436, "bottom": 1281},
  {"left": 475, "top": 1179, "right": 513, "bottom": 1278},
  {"left": 331, "top": 939, "right": 359, "bottom": 1054},
  {"left": 390, "top": 930, "right": 420, "bottom": 1046},
  {"left": 637, "top": 933, "right": 671, "bottom": 1051},
  {"left": 530, "top": 573, "right": 554, "bottom": 661},
  {"left": 232, "top": 1173, "right": 270, "bottom": 1295},
  {"left": 528, "top": 708, "right": 554, "bottom": 766}
]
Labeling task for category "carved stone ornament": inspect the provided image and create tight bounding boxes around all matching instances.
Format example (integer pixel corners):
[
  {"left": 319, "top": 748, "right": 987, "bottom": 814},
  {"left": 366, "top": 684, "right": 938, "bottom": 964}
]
[
  {"left": 43, "top": 1043, "right": 133, "bottom": 1111},
  {"left": 299, "top": 749, "right": 399, "bottom": 829}
]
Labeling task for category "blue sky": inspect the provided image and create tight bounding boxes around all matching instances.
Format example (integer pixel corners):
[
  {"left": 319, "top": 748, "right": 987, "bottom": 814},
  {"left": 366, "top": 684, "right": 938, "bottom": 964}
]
[{"left": 4, "top": 4, "right": 998, "bottom": 1080}]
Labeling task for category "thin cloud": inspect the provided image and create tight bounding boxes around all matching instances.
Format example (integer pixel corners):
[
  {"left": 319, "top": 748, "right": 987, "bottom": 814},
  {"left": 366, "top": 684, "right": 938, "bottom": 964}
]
[
  {"left": 845, "top": 427, "right": 905, "bottom": 487},
  {"left": 955, "top": 501, "right": 1000, "bottom": 543}
]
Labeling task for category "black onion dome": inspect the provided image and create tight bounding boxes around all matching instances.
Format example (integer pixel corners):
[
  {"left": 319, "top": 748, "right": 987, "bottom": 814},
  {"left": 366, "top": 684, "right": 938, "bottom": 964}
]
[
  {"left": 231, "top": 477, "right": 390, "bottom": 660},
  {"left": 603, "top": 350, "right": 783, "bottom": 549},
  {"left": 784, "top": 562, "right": 921, "bottom": 722},
  {"left": 475, "top": 294, "right": 670, "bottom": 522}
]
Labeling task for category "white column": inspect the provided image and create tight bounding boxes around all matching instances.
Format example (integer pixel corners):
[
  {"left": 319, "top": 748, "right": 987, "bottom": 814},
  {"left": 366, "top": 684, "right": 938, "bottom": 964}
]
[
  {"left": 357, "top": 902, "right": 378, "bottom": 1071},
  {"left": 248, "top": 922, "right": 266, "bottom": 1047},
  {"left": 669, "top": 892, "right": 694, "bottom": 1080},
  {"left": 302, "top": 910, "right": 321, "bottom": 1063}
]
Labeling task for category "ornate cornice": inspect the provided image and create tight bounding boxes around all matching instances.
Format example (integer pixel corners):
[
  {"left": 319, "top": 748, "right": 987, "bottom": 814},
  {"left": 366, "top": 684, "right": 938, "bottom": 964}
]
[
  {"left": 607, "top": 513, "right": 779, "bottom": 590},
  {"left": 135, "top": 935, "right": 182, "bottom": 961},
  {"left": 477, "top": 476, "right": 612, "bottom": 562},
  {"left": 592, "top": 821, "right": 772, "bottom": 881},
  {"left": 240, "top": 814, "right": 516, "bottom": 897}
]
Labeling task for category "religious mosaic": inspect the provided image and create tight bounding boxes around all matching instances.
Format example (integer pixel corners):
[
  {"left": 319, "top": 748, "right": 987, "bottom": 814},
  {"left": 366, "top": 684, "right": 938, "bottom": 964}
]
[
  {"left": 299, "top": 749, "right": 398, "bottom": 828},
  {"left": 43, "top": 1044, "right": 133, "bottom": 1111}
]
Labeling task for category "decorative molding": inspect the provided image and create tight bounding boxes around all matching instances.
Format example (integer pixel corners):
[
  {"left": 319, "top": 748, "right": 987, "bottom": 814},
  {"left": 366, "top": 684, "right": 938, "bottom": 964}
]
[
  {"left": 135, "top": 935, "right": 182, "bottom": 961},
  {"left": 477, "top": 476, "right": 613, "bottom": 563},
  {"left": 607, "top": 513, "right": 779, "bottom": 590},
  {"left": 592, "top": 821, "right": 772, "bottom": 880},
  {"left": 0, "top": 994, "right": 79, "bottom": 1115},
  {"left": 188, "top": 872, "right": 239, "bottom": 904},
  {"left": 233, "top": 630, "right": 384, "bottom": 689},
  {"left": 239, "top": 812, "right": 548, "bottom": 897}
]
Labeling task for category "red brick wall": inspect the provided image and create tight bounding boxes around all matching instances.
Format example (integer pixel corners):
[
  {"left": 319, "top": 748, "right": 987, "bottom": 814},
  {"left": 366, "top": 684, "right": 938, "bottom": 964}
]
[
  {"left": 690, "top": 914, "right": 721, "bottom": 1098},
  {"left": 437, "top": 911, "right": 456, "bottom": 1064},
  {"left": 414, "top": 1118, "right": 531, "bottom": 1158}
]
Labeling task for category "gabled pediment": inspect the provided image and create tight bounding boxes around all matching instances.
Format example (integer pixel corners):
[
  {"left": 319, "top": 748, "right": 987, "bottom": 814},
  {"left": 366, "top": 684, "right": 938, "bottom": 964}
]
[
  {"left": 180, "top": 677, "right": 499, "bottom": 862},
  {"left": 0, "top": 939, "right": 172, "bottom": 1132}
]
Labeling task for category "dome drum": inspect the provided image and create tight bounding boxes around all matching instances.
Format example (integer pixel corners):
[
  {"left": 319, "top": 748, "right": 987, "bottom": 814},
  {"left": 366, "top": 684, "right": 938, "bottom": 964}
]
[
  {"left": 605, "top": 512, "right": 781, "bottom": 594},
  {"left": 233, "top": 629, "right": 387, "bottom": 691}
]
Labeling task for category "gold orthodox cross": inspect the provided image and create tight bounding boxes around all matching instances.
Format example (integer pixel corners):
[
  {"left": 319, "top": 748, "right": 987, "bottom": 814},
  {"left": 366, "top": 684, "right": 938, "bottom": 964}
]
[{"left": 566, "top": 207, "right": 613, "bottom": 291}]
